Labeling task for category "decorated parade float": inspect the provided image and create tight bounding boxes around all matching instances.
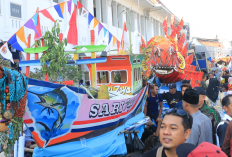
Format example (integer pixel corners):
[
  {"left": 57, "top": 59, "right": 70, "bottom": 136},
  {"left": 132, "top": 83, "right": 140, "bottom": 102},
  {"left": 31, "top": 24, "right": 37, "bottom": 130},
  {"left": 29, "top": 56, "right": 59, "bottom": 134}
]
[{"left": 0, "top": 0, "right": 204, "bottom": 156}]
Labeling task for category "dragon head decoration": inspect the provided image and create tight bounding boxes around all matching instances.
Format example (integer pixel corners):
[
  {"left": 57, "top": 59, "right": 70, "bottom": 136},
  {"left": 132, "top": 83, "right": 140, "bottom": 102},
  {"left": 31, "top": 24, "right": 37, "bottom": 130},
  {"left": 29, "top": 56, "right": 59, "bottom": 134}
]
[{"left": 141, "top": 16, "right": 203, "bottom": 86}]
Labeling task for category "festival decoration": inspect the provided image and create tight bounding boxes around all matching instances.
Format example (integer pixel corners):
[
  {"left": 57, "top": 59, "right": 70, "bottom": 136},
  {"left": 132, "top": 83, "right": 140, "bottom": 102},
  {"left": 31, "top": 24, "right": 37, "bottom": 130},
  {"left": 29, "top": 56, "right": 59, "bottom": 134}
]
[
  {"left": 0, "top": 43, "right": 14, "bottom": 63},
  {"left": 0, "top": 66, "right": 28, "bottom": 155},
  {"left": 141, "top": 17, "right": 204, "bottom": 87}
]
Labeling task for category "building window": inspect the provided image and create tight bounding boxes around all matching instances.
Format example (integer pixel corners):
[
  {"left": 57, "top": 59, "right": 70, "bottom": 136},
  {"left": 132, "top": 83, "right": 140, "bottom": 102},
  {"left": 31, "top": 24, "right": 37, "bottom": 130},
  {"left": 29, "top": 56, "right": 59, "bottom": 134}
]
[
  {"left": 111, "top": 70, "right": 127, "bottom": 83},
  {"left": 97, "top": 71, "right": 110, "bottom": 84},
  {"left": 101, "top": 0, "right": 107, "bottom": 23},
  {"left": 12, "top": 20, "right": 14, "bottom": 27},
  {"left": 138, "top": 67, "right": 141, "bottom": 80},
  {"left": 137, "top": 14, "right": 140, "bottom": 32},
  {"left": 53, "top": 0, "right": 58, "bottom": 3},
  {"left": 19, "top": 21, "right": 20, "bottom": 28},
  {"left": 15, "top": 20, "right": 17, "bottom": 28},
  {"left": 134, "top": 68, "right": 137, "bottom": 82}
]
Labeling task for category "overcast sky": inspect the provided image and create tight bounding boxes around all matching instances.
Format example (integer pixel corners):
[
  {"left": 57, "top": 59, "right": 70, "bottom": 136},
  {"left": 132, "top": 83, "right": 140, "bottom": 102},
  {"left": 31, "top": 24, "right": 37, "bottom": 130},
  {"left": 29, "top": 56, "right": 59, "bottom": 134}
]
[{"left": 161, "top": 0, "right": 232, "bottom": 41}]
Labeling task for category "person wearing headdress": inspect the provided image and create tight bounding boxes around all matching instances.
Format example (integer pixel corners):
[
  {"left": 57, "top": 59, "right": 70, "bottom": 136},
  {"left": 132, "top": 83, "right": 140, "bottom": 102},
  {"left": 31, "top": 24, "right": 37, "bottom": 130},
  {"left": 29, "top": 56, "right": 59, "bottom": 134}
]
[{"left": 182, "top": 89, "right": 213, "bottom": 145}]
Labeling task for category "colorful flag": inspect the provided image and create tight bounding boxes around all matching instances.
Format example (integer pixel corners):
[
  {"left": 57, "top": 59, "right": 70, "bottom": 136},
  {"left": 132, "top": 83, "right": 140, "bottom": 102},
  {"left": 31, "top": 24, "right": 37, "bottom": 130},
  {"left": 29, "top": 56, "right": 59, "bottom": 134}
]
[
  {"left": 32, "top": 12, "right": 38, "bottom": 27},
  {"left": 24, "top": 19, "right": 40, "bottom": 37},
  {"left": 67, "top": 1, "right": 72, "bottom": 15},
  {"left": 121, "top": 22, "right": 129, "bottom": 50},
  {"left": 59, "top": 2, "right": 65, "bottom": 15},
  {"left": 54, "top": 4, "right": 64, "bottom": 18},
  {"left": 0, "top": 42, "right": 14, "bottom": 63},
  {"left": 98, "top": 23, "right": 103, "bottom": 35},
  {"left": 112, "top": 36, "right": 116, "bottom": 46},
  {"left": 88, "top": 13, "right": 94, "bottom": 26},
  {"left": 77, "top": 1, "right": 83, "bottom": 9},
  {"left": 16, "top": 27, "right": 28, "bottom": 47},
  {"left": 103, "top": 27, "right": 107, "bottom": 37},
  {"left": 81, "top": 7, "right": 88, "bottom": 17},
  {"left": 67, "top": 4, "right": 78, "bottom": 45},
  {"left": 8, "top": 34, "right": 24, "bottom": 52},
  {"left": 108, "top": 32, "right": 112, "bottom": 45},
  {"left": 177, "top": 33, "right": 186, "bottom": 52},
  {"left": 34, "top": 13, "right": 42, "bottom": 40},
  {"left": 162, "top": 13, "right": 168, "bottom": 36},
  {"left": 40, "top": 9, "right": 55, "bottom": 22},
  {"left": 171, "top": 14, "right": 175, "bottom": 30},
  {"left": 93, "top": 18, "right": 99, "bottom": 29},
  {"left": 117, "top": 40, "right": 120, "bottom": 52}
]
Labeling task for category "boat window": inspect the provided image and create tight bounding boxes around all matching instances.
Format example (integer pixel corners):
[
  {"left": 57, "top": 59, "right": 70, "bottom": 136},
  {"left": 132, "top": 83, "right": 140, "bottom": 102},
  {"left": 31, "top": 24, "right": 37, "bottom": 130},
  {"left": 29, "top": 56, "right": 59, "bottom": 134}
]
[
  {"left": 201, "top": 52, "right": 206, "bottom": 59},
  {"left": 137, "top": 59, "right": 140, "bottom": 63},
  {"left": 133, "top": 60, "right": 136, "bottom": 64},
  {"left": 134, "top": 68, "right": 137, "bottom": 82},
  {"left": 138, "top": 67, "right": 141, "bottom": 80},
  {"left": 111, "top": 70, "right": 127, "bottom": 84},
  {"left": 97, "top": 71, "right": 110, "bottom": 84}
]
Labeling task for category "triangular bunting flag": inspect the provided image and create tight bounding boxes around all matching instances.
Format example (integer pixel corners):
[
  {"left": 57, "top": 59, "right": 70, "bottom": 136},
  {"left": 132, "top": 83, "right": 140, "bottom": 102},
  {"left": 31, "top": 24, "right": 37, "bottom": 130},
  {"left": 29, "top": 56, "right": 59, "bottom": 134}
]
[
  {"left": 0, "top": 42, "right": 14, "bottom": 63},
  {"left": 88, "top": 13, "right": 94, "bottom": 26},
  {"left": 16, "top": 27, "right": 28, "bottom": 47},
  {"left": 67, "top": 4, "right": 78, "bottom": 45},
  {"left": 32, "top": 12, "right": 38, "bottom": 27},
  {"left": 67, "top": 1, "right": 72, "bottom": 15},
  {"left": 93, "top": 18, "right": 99, "bottom": 29},
  {"left": 77, "top": 1, "right": 83, "bottom": 9},
  {"left": 98, "top": 23, "right": 103, "bottom": 35},
  {"left": 54, "top": 4, "right": 64, "bottom": 18},
  {"left": 35, "top": 13, "right": 42, "bottom": 39},
  {"left": 112, "top": 36, "right": 116, "bottom": 46},
  {"left": 81, "top": 7, "right": 88, "bottom": 17},
  {"left": 108, "top": 32, "right": 112, "bottom": 45},
  {"left": 72, "top": 0, "right": 77, "bottom": 5},
  {"left": 117, "top": 40, "right": 120, "bottom": 52},
  {"left": 24, "top": 19, "right": 40, "bottom": 37},
  {"left": 103, "top": 27, "right": 107, "bottom": 37},
  {"left": 59, "top": 2, "right": 65, "bottom": 15},
  {"left": 40, "top": 9, "right": 55, "bottom": 22},
  {"left": 162, "top": 13, "right": 168, "bottom": 36},
  {"left": 8, "top": 34, "right": 24, "bottom": 52}
]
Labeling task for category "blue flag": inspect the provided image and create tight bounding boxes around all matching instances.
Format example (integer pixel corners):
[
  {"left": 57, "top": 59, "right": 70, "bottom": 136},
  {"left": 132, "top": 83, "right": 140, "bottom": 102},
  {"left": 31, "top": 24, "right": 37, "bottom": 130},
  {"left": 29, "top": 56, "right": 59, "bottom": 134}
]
[
  {"left": 88, "top": 13, "right": 94, "bottom": 27},
  {"left": 103, "top": 27, "right": 107, "bottom": 37},
  {"left": 108, "top": 33, "right": 112, "bottom": 45}
]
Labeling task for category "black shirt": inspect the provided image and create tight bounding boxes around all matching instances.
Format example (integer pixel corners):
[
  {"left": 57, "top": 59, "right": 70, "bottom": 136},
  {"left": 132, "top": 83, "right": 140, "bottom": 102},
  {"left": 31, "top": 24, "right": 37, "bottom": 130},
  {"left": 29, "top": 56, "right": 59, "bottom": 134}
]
[
  {"left": 142, "top": 146, "right": 167, "bottom": 157},
  {"left": 161, "top": 91, "right": 182, "bottom": 108},
  {"left": 222, "top": 75, "right": 231, "bottom": 84}
]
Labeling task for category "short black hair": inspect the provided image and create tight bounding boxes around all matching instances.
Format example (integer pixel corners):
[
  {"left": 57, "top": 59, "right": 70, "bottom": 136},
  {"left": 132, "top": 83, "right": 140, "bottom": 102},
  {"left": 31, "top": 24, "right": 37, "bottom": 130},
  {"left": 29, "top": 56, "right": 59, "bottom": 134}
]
[
  {"left": 79, "top": 79, "right": 83, "bottom": 83},
  {"left": 202, "top": 74, "right": 207, "bottom": 79},
  {"left": 208, "top": 72, "right": 213, "bottom": 75},
  {"left": 222, "top": 83, "right": 228, "bottom": 91},
  {"left": 164, "top": 112, "right": 193, "bottom": 131},
  {"left": 222, "top": 95, "right": 232, "bottom": 107},
  {"left": 86, "top": 81, "right": 90, "bottom": 86},
  {"left": 181, "top": 84, "right": 192, "bottom": 91},
  {"left": 151, "top": 84, "right": 158, "bottom": 90}
]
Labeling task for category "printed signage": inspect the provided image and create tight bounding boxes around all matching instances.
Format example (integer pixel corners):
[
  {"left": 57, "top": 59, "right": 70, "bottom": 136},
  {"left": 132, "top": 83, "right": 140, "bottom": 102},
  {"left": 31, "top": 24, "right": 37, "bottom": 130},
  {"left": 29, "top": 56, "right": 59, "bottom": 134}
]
[{"left": 10, "top": 3, "right": 21, "bottom": 18}]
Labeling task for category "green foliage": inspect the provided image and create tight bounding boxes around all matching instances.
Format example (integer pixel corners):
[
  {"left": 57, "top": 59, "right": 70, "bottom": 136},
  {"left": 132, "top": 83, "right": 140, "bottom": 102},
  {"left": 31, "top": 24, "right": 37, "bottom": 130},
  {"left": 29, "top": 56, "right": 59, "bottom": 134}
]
[
  {"left": 28, "top": 54, "right": 84, "bottom": 83},
  {"left": 35, "top": 20, "right": 68, "bottom": 82},
  {"left": 0, "top": 57, "right": 12, "bottom": 69},
  {"left": 114, "top": 71, "right": 121, "bottom": 83}
]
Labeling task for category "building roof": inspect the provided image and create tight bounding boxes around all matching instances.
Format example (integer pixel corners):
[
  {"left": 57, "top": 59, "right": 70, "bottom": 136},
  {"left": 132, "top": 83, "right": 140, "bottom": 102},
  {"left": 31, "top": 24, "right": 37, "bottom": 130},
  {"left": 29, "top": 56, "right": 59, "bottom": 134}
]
[{"left": 194, "top": 38, "right": 224, "bottom": 48}]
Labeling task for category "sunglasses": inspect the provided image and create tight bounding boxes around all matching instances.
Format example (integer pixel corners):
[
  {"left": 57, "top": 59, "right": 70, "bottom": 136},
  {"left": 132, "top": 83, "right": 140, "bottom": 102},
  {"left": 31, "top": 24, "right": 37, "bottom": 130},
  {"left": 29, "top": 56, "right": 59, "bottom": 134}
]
[{"left": 166, "top": 108, "right": 192, "bottom": 128}]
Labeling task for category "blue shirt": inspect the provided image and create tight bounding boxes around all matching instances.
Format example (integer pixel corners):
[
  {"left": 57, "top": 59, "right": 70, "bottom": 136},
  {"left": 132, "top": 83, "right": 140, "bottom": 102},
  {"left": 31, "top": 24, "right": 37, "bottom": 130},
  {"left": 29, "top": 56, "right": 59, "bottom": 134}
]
[
  {"left": 175, "top": 100, "right": 183, "bottom": 109},
  {"left": 146, "top": 93, "right": 163, "bottom": 114}
]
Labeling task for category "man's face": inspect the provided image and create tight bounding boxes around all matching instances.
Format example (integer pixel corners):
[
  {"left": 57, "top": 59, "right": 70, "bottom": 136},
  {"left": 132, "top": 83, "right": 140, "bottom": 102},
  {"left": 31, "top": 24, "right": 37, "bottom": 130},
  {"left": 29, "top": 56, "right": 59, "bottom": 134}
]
[
  {"left": 152, "top": 86, "right": 158, "bottom": 95},
  {"left": 160, "top": 115, "right": 191, "bottom": 150},
  {"left": 216, "top": 70, "right": 218, "bottom": 73},
  {"left": 209, "top": 74, "right": 213, "bottom": 79},
  {"left": 224, "top": 97, "right": 232, "bottom": 117},
  {"left": 222, "top": 87, "right": 227, "bottom": 92},
  {"left": 199, "top": 95, "right": 205, "bottom": 106},
  {"left": 169, "top": 88, "right": 176, "bottom": 94},
  {"left": 181, "top": 87, "right": 187, "bottom": 96}
]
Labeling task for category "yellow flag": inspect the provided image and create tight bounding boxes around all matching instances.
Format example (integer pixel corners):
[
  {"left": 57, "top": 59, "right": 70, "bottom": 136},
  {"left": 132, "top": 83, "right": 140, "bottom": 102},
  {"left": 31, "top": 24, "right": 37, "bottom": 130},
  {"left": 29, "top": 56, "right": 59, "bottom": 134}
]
[
  {"left": 112, "top": 36, "right": 116, "bottom": 46},
  {"left": 16, "top": 27, "right": 28, "bottom": 47}
]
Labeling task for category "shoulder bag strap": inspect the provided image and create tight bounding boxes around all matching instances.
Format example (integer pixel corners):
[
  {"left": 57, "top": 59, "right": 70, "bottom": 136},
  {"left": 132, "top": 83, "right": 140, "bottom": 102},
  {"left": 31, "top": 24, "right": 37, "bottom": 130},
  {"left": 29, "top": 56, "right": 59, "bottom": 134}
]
[{"left": 156, "top": 146, "right": 163, "bottom": 157}]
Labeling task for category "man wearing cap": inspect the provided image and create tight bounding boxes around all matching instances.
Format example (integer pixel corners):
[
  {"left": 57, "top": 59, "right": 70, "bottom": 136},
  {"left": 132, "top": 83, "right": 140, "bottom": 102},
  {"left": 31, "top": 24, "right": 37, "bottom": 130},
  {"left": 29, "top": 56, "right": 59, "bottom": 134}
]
[
  {"left": 221, "top": 69, "right": 231, "bottom": 84},
  {"left": 161, "top": 83, "right": 182, "bottom": 108},
  {"left": 176, "top": 142, "right": 227, "bottom": 157},
  {"left": 194, "top": 87, "right": 221, "bottom": 145},
  {"left": 182, "top": 89, "right": 213, "bottom": 145},
  {"left": 175, "top": 84, "right": 192, "bottom": 109}
]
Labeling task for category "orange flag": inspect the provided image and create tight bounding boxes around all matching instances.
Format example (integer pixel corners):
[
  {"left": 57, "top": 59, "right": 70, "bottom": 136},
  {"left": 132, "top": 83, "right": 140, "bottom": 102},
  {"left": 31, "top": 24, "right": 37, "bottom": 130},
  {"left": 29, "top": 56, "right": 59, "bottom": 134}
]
[
  {"left": 112, "top": 36, "right": 116, "bottom": 46},
  {"left": 175, "top": 17, "right": 184, "bottom": 37},
  {"left": 16, "top": 27, "right": 28, "bottom": 47},
  {"left": 93, "top": 18, "right": 99, "bottom": 29}
]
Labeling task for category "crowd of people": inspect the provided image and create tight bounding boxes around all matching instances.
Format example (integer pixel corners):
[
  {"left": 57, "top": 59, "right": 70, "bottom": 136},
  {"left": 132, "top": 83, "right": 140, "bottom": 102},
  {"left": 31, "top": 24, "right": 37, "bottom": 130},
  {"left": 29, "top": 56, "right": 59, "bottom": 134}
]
[{"left": 142, "top": 69, "right": 232, "bottom": 157}]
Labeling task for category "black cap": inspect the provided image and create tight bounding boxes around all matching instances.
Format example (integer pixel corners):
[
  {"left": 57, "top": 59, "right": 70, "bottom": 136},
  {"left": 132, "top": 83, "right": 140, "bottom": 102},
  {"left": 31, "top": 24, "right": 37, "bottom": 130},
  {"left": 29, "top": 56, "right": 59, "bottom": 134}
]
[
  {"left": 169, "top": 83, "right": 176, "bottom": 89},
  {"left": 183, "top": 89, "right": 199, "bottom": 105},
  {"left": 225, "top": 69, "right": 229, "bottom": 74},
  {"left": 194, "top": 87, "right": 207, "bottom": 95},
  {"left": 176, "top": 143, "right": 196, "bottom": 157}
]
